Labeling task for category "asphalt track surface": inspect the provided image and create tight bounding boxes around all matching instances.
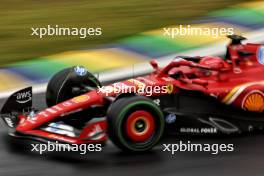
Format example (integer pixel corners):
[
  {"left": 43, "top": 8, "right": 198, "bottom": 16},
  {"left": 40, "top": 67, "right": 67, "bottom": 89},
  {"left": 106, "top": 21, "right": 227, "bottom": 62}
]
[{"left": 0, "top": 93, "right": 264, "bottom": 176}]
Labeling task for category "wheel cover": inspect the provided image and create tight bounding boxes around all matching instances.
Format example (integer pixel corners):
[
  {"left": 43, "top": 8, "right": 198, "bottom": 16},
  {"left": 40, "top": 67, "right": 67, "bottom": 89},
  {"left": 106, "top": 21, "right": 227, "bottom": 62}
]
[{"left": 125, "top": 110, "right": 155, "bottom": 142}]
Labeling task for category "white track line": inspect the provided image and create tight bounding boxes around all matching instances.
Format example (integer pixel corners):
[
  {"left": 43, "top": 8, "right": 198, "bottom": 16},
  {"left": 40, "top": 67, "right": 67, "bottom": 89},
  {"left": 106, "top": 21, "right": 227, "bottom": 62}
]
[{"left": 0, "top": 28, "right": 264, "bottom": 99}]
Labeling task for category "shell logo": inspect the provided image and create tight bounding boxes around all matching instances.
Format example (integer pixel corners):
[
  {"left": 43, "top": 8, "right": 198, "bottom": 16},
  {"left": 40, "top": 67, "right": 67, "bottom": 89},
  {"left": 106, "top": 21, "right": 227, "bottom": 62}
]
[
  {"left": 72, "top": 95, "right": 90, "bottom": 103},
  {"left": 242, "top": 91, "right": 264, "bottom": 112}
]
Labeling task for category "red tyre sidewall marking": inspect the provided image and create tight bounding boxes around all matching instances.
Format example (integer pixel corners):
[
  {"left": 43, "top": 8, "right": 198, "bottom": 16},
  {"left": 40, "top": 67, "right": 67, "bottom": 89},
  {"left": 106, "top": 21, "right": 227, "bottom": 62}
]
[{"left": 126, "top": 110, "right": 155, "bottom": 142}]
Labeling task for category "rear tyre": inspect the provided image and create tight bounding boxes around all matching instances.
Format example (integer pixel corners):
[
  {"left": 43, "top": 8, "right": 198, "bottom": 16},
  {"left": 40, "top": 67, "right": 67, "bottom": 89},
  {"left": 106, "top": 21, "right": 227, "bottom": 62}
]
[{"left": 107, "top": 96, "right": 164, "bottom": 152}]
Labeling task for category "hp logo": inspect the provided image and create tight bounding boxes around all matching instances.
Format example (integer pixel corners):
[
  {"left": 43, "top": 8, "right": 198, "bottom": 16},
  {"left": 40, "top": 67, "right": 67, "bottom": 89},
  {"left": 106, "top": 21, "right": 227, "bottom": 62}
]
[{"left": 74, "top": 66, "right": 87, "bottom": 76}]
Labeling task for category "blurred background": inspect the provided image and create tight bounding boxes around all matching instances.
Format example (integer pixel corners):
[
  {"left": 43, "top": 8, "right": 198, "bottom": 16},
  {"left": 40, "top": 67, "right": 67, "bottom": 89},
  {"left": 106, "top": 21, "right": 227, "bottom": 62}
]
[
  {"left": 0, "top": 0, "right": 246, "bottom": 65},
  {"left": 2, "top": 0, "right": 264, "bottom": 92}
]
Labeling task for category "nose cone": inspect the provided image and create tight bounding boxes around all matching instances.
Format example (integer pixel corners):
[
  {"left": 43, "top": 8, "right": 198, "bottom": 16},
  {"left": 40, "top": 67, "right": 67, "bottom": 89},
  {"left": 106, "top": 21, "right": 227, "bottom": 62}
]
[{"left": 16, "top": 91, "right": 104, "bottom": 132}]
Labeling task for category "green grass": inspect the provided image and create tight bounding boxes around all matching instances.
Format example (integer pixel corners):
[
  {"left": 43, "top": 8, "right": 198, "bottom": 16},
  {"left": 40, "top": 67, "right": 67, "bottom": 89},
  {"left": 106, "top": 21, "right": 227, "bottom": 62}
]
[{"left": 0, "top": 0, "right": 245, "bottom": 65}]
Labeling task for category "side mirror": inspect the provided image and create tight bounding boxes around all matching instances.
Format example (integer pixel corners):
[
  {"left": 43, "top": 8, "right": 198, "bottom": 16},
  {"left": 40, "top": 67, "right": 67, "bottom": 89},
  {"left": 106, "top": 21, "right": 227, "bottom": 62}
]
[
  {"left": 227, "top": 34, "right": 246, "bottom": 45},
  {"left": 150, "top": 59, "right": 159, "bottom": 70}
]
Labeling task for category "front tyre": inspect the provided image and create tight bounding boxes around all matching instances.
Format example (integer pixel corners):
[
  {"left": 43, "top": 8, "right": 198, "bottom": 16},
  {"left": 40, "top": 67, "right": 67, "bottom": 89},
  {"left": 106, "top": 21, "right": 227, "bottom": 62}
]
[
  {"left": 107, "top": 96, "right": 164, "bottom": 152},
  {"left": 46, "top": 66, "right": 101, "bottom": 107}
]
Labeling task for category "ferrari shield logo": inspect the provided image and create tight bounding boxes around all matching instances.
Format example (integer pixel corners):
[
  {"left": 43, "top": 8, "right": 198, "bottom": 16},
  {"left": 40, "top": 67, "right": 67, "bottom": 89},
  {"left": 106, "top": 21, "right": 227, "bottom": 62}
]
[{"left": 166, "top": 84, "right": 174, "bottom": 94}]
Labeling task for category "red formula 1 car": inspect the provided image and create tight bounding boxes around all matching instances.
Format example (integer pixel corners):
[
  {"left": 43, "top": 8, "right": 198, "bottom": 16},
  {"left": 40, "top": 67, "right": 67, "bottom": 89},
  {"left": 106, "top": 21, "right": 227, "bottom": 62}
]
[{"left": 1, "top": 35, "right": 264, "bottom": 152}]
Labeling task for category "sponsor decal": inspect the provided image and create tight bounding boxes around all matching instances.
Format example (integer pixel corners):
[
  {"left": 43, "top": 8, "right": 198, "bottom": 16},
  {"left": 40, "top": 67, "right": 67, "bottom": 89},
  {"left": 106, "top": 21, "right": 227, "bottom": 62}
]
[
  {"left": 153, "top": 99, "right": 160, "bottom": 106},
  {"left": 4, "top": 117, "right": 14, "bottom": 127},
  {"left": 43, "top": 123, "right": 75, "bottom": 137},
  {"left": 74, "top": 66, "right": 87, "bottom": 76},
  {"left": 242, "top": 90, "right": 264, "bottom": 112},
  {"left": 257, "top": 46, "right": 264, "bottom": 65},
  {"left": 180, "top": 127, "right": 217, "bottom": 134},
  {"left": 71, "top": 95, "right": 90, "bottom": 103},
  {"left": 44, "top": 127, "right": 76, "bottom": 137},
  {"left": 128, "top": 79, "right": 146, "bottom": 88},
  {"left": 166, "top": 84, "right": 174, "bottom": 94},
  {"left": 88, "top": 124, "right": 105, "bottom": 140},
  {"left": 48, "top": 122, "right": 74, "bottom": 131},
  {"left": 15, "top": 90, "right": 32, "bottom": 104},
  {"left": 165, "top": 114, "right": 176, "bottom": 124},
  {"left": 199, "top": 117, "right": 239, "bottom": 133}
]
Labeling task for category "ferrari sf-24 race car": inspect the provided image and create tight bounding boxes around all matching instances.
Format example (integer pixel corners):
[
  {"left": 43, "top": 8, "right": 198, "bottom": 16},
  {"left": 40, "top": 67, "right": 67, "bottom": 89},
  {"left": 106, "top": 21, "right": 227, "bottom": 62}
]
[{"left": 1, "top": 35, "right": 264, "bottom": 152}]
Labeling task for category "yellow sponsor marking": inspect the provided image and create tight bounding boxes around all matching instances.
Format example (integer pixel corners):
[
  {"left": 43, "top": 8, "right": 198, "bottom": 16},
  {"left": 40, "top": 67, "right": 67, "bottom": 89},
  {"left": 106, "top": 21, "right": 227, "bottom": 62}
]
[
  {"left": 166, "top": 84, "right": 174, "bottom": 94},
  {"left": 72, "top": 95, "right": 90, "bottom": 103},
  {"left": 222, "top": 85, "right": 240, "bottom": 103},
  {"left": 222, "top": 81, "right": 264, "bottom": 104},
  {"left": 128, "top": 79, "right": 146, "bottom": 88}
]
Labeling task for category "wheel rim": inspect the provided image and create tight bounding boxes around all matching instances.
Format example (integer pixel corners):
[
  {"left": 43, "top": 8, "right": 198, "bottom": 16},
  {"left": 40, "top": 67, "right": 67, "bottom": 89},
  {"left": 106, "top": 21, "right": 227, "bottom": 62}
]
[{"left": 125, "top": 110, "right": 155, "bottom": 142}]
